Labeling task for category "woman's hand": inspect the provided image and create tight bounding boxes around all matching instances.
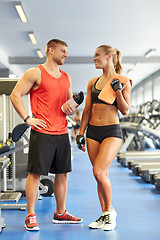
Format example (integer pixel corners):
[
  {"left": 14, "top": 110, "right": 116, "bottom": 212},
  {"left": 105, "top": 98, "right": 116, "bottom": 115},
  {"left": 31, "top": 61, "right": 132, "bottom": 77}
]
[{"left": 76, "top": 135, "right": 85, "bottom": 152}]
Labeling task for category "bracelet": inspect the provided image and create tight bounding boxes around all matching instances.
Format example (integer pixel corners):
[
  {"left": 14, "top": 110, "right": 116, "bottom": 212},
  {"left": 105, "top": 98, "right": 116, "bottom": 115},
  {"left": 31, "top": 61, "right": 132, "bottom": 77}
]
[{"left": 24, "top": 116, "right": 30, "bottom": 122}]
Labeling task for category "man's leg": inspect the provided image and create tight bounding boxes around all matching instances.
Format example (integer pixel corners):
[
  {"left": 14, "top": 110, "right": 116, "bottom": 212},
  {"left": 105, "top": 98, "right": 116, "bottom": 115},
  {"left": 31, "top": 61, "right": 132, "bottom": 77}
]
[
  {"left": 24, "top": 173, "right": 40, "bottom": 231},
  {"left": 53, "top": 172, "right": 83, "bottom": 224},
  {"left": 54, "top": 173, "right": 68, "bottom": 214}
]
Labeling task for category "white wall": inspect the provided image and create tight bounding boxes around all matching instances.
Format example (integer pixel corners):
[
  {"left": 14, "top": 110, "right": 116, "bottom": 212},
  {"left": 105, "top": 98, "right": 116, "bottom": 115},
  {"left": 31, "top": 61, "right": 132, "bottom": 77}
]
[
  {"left": 131, "top": 72, "right": 160, "bottom": 108},
  {"left": 153, "top": 76, "right": 160, "bottom": 100}
]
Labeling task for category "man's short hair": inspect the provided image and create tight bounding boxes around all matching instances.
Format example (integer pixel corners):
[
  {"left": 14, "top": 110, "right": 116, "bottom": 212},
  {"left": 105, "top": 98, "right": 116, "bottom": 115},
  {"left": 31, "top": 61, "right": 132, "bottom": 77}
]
[{"left": 46, "top": 39, "right": 68, "bottom": 54}]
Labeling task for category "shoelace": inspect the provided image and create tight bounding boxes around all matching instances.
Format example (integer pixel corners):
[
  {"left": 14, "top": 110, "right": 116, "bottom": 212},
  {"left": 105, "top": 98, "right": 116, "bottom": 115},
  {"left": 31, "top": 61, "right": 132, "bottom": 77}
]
[
  {"left": 60, "top": 211, "right": 74, "bottom": 220},
  {"left": 96, "top": 215, "right": 104, "bottom": 223},
  {"left": 66, "top": 211, "right": 71, "bottom": 216},
  {"left": 103, "top": 214, "right": 111, "bottom": 224},
  {"left": 28, "top": 216, "right": 37, "bottom": 224}
]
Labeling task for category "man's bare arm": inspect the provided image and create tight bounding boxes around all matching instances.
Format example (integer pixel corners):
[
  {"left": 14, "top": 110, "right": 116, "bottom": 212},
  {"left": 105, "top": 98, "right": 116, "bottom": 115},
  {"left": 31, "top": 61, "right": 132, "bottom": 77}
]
[{"left": 10, "top": 67, "right": 46, "bottom": 129}]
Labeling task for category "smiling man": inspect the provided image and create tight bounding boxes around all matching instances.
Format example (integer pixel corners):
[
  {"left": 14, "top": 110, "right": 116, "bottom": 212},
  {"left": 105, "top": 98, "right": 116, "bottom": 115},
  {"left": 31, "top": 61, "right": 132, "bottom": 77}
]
[{"left": 10, "top": 39, "right": 83, "bottom": 231}]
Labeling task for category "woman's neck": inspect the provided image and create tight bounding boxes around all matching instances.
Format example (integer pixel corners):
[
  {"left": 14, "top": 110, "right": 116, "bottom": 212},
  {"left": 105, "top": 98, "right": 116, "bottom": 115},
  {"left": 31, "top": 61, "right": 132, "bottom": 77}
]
[
  {"left": 102, "top": 69, "right": 116, "bottom": 81},
  {"left": 102, "top": 63, "right": 116, "bottom": 80}
]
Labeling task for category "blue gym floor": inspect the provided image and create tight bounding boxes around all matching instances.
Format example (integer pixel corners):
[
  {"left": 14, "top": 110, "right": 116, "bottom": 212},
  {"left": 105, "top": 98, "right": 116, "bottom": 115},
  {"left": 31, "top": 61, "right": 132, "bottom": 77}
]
[{"left": 1, "top": 143, "right": 160, "bottom": 240}]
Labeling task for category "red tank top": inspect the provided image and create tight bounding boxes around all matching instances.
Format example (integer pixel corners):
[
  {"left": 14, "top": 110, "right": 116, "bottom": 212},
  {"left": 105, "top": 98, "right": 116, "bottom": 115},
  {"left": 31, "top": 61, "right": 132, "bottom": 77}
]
[{"left": 29, "top": 65, "right": 70, "bottom": 135}]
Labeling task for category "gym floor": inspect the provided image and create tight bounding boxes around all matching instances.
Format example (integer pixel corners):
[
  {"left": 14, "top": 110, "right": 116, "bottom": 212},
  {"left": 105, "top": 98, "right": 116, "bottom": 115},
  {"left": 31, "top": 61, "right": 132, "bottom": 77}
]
[{"left": 1, "top": 143, "right": 160, "bottom": 240}]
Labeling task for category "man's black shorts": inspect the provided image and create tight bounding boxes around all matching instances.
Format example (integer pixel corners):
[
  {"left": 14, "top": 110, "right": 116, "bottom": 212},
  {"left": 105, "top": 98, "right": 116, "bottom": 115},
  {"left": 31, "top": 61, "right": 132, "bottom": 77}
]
[{"left": 28, "top": 129, "right": 72, "bottom": 175}]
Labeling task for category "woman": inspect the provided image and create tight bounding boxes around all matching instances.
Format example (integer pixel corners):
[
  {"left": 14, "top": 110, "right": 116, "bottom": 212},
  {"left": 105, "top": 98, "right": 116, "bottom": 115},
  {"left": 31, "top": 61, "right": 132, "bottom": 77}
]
[{"left": 76, "top": 45, "right": 132, "bottom": 231}]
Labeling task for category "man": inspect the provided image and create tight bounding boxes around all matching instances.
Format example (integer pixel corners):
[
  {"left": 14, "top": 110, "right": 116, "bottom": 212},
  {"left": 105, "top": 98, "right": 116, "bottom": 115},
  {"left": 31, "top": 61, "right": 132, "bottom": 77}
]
[{"left": 10, "top": 39, "right": 83, "bottom": 231}]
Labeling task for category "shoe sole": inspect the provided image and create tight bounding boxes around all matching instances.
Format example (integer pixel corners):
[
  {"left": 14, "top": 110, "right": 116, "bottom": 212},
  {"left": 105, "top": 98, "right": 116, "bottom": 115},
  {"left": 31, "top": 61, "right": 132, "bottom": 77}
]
[
  {"left": 53, "top": 219, "right": 83, "bottom": 224},
  {"left": 103, "top": 222, "right": 116, "bottom": 231},
  {"left": 89, "top": 226, "right": 104, "bottom": 229},
  {"left": 24, "top": 224, "right": 40, "bottom": 231},
  {"left": 88, "top": 223, "right": 104, "bottom": 229}
]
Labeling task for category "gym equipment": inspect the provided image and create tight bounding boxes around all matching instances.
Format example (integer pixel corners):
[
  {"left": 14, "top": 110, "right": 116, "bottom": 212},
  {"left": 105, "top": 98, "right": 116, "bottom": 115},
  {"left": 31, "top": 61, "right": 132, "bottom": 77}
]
[
  {"left": 132, "top": 163, "right": 160, "bottom": 176},
  {"left": 0, "top": 157, "right": 10, "bottom": 232},
  {"left": 0, "top": 123, "right": 29, "bottom": 211},
  {"left": 39, "top": 176, "right": 54, "bottom": 197},
  {"left": 151, "top": 173, "right": 160, "bottom": 191},
  {"left": 118, "top": 122, "right": 160, "bottom": 167},
  {"left": 0, "top": 83, "right": 33, "bottom": 195},
  {"left": 141, "top": 168, "right": 160, "bottom": 183},
  {"left": 155, "top": 181, "right": 160, "bottom": 191},
  {"left": 118, "top": 151, "right": 160, "bottom": 167},
  {"left": 150, "top": 172, "right": 160, "bottom": 184},
  {"left": 117, "top": 100, "right": 160, "bottom": 192},
  {"left": 128, "top": 158, "right": 160, "bottom": 170}
]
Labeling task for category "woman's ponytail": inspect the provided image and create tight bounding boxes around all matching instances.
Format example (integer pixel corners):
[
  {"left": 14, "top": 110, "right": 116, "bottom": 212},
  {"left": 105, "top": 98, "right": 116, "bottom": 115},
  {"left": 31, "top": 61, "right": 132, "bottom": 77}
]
[{"left": 114, "top": 49, "right": 123, "bottom": 74}]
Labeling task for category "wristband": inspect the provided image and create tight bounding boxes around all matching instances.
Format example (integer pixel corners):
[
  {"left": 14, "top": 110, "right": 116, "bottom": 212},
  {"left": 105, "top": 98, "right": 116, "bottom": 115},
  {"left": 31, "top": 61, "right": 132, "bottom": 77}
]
[{"left": 24, "top": 116, "right": 30, "bottom": 122}]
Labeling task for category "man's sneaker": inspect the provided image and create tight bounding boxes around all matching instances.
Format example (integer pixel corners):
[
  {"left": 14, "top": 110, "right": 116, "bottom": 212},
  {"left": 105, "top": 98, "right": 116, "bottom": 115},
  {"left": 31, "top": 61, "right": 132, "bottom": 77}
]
[
  {"left": 88, "top": 215, "right": 104, "bottom": 229},
  {"left": 53, "top": 210, "right": 83, "bottom": 224},
  {"left": 103, "top": 207, "right": 117, "bottom": 231},
  {"left": 25, "top": 214, "right": 40, "bottom": 231}
]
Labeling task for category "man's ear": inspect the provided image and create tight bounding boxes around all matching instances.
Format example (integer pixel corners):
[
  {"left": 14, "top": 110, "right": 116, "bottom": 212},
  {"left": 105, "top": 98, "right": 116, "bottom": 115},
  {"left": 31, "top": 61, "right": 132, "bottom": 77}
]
[{"left": 49, "top": 47, "right": 54, "bottom": 55}]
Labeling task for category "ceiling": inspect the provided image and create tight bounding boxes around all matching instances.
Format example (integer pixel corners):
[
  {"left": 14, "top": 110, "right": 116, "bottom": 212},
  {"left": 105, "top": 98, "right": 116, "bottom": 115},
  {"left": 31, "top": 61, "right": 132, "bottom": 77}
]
[{"left": 0, "top": 0, "right": 160, "bottom": 93}]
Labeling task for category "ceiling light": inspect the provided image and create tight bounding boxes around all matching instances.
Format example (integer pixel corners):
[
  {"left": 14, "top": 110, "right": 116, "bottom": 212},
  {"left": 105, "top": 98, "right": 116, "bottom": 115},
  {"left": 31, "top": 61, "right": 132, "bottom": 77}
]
[
  {"left": 145, "top": 49, "right": 157, "bottom": 58},
  {"left": 14, "top": 1, "right": 28, "bottom": 23},
  {"left": 36, "top": 49, "right": 44, "bottom": 58},
  {"left": 28, "top": 32, "right": 37, "bottom": 45}
]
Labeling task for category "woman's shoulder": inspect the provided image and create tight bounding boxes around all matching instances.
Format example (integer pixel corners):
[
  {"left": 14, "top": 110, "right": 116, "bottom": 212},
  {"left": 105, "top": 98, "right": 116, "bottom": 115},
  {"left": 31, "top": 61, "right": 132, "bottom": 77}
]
[
  {"left": 88, "top": 77, "right": 98, "bottom": 86},
  {"left": 86, "top": 77, "right": 97, "bottom": 91}
]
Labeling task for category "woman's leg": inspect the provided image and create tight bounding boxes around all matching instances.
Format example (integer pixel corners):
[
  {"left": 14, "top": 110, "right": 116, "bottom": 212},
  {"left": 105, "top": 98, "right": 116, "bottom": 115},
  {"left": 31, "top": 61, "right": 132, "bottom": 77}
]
[
  {"left": 93, "top": 137, "right": 122, "bottom": 212},
  {"left": 86, "top": 138, "right": 105, "bottom": 211}
]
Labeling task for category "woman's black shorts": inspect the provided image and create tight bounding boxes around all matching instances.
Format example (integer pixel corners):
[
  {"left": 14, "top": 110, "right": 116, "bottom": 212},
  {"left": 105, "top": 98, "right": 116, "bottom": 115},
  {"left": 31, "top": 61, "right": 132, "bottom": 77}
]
[
  {"left": 28, "top": 130, "right": 72, "bottom": 175},
  {"left": 86, "top": 124, "right": 122, "bottom": 143}
]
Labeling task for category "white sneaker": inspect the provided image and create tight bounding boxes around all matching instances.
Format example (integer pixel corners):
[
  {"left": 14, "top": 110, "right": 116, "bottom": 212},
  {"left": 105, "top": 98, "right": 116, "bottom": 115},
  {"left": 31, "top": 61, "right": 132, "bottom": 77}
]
[
  {"left": 103, "top": 207, "right": 117, "bottom": 231},
  {"left": 88, "top": 215, "right": 104, "bottom": 229}
]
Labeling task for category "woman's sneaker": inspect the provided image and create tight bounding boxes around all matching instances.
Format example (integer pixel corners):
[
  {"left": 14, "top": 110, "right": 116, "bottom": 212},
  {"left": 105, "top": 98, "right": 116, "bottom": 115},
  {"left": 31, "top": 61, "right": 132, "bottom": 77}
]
[
  {"left": 88, "top": 215, "right": 104, "bottom": 229},
  {"left": 53, "top": 210, "right": 83, "bottom": 224},
  {"left": 24, "top": 214, "right": 40, "bottom": 231},
  {"left": 103, "top": 208, "right": 117, "bottom": 231}
]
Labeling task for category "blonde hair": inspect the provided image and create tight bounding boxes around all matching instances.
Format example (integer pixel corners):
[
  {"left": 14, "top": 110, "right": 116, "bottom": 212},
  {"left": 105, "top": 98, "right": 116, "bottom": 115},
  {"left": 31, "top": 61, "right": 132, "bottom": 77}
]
[
  {"left": 46, "top": 39, "right": 68, "bottom": 54},
  {"left": 97, "top": 45, "right": 123, "bottom": 74}
]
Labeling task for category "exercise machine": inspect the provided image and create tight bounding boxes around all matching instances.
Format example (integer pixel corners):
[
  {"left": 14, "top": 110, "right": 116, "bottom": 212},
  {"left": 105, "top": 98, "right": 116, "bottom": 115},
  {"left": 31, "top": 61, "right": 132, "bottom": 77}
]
[
  {"left": 117, "top": 100, "right": 160, "bottom": 192},
  {"left": 0, "top": 157, "right": 10, "bottom": 232},
  {"left": 0, "top": 123, "right": 29, "bottom": 210}
]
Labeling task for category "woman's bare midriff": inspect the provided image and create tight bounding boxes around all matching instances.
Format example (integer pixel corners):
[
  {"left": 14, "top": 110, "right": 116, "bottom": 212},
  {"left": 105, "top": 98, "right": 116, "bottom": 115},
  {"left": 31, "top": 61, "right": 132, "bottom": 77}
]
[{"left": 89, "top": 103, "right": 119, "bottom": 126}]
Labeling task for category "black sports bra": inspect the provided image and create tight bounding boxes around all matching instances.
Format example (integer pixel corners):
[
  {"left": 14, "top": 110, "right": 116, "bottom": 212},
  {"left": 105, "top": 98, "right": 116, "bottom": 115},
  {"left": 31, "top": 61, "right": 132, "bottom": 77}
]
[{"left": 91, "top": 77, "right": 117, "bottom": 106}]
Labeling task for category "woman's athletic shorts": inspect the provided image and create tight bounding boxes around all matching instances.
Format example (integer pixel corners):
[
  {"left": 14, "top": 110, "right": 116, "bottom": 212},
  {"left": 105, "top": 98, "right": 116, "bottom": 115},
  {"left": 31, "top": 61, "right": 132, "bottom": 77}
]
[
  {"left": 86, "top": 124, "right": 122, "bottom": 143},
  {"left": 27, "top": 129, "right": 72, "bottom": 175}
]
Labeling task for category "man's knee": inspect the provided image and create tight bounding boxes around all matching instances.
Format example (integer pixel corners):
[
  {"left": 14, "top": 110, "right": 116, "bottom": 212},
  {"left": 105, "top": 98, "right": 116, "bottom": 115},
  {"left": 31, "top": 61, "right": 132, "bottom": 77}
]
[
  {"left": 28, "top": 172, "right": 40, "bottom": 182},
  {"left": 55, "top": 173, "right": 68, "bottom": 183}
]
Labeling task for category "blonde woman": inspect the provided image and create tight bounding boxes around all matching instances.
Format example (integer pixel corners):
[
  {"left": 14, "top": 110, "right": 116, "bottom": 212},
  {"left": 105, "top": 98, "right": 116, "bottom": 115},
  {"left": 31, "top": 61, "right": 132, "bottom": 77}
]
[{"left": 76, "top": 45, "right": 132, "bottom": 231}]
